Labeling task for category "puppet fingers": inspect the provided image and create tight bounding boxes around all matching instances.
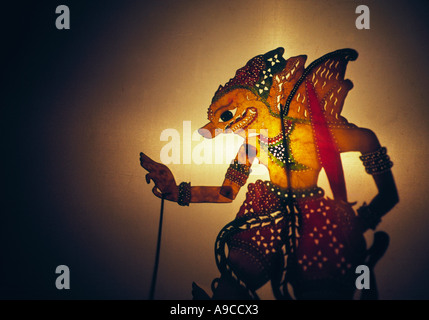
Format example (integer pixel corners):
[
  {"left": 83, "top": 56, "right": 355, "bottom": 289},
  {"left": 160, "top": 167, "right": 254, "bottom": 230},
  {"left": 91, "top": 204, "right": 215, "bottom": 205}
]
[
  {"left": 152, "top": 186, "right": 163, "bottom": 198},
  {"left": 145, "top": 172, "right": 157, "bottom": 184},
  {"left": 139, "top": 152, "right": 156, "bottom": 171}
]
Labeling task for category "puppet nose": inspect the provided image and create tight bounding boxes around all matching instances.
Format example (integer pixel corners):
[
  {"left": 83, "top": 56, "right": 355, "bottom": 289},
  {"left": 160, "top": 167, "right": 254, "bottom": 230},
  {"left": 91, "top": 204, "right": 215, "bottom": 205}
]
[{"left": 198, "top": 122, "right": 220, "bottom": 139}]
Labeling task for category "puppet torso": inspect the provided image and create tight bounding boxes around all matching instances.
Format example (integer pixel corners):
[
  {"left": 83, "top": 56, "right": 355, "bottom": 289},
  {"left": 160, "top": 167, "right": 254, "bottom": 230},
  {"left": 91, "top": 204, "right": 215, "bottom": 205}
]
[{"left": 255, "top": 118, "right": 321, "bottom": 189}]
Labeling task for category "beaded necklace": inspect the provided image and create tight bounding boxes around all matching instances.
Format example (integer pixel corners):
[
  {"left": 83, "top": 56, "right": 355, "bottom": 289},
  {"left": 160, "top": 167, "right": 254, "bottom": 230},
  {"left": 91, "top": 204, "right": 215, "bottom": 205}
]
[{"left": 259, "top": 120, "right": 309, "bottom": 171}]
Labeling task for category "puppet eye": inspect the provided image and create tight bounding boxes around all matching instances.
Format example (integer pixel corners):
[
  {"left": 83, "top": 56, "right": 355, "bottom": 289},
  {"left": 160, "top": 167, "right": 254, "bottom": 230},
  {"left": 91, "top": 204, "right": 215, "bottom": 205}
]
[{"left": 220, "top": 108, "right": 237, "bottom": 122}]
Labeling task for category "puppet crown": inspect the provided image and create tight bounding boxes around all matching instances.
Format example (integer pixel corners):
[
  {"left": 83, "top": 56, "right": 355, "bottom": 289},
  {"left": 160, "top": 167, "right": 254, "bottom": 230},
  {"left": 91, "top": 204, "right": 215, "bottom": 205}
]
[{"left": 212, "top": 47, "right": 287, "bottom": 103}]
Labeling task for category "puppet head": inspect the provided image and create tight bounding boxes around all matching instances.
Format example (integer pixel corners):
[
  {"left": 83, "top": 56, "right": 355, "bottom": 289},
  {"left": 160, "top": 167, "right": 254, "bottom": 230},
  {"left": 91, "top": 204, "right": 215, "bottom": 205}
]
[
  {"left": 199, "top": 48, "right": 306, "bottom": 139},
  {"left": 199, "top": 47, "right": 355, "bottom": 140}
]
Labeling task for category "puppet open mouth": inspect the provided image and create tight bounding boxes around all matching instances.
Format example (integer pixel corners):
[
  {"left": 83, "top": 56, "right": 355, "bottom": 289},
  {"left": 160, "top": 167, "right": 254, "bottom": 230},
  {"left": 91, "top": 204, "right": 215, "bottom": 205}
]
[{"left": 224, "top": 107, "right": 257, "bottom": 132}]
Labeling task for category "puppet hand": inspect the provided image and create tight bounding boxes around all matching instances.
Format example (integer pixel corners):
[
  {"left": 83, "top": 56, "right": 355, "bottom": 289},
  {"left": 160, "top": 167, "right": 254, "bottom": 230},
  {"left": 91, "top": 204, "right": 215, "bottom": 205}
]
[
  {"left": 139, "top": 152, "right": 178, "bottom": 201},
  {"left": 356, "top": 203, "right": 381, "bottom": 233}
]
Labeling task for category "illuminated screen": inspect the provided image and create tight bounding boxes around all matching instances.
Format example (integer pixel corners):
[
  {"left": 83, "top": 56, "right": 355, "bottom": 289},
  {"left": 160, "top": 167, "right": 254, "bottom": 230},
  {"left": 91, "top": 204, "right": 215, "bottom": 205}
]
[{"left": 3, "top": 0, "right": 429, "bottom": 300}]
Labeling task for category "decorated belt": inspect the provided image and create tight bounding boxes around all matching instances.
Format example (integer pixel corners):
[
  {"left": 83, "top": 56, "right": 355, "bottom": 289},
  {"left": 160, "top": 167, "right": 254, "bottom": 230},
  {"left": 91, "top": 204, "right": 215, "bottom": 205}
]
[{"left": 264, "top": 181, "right": 324, "bottom": 199}]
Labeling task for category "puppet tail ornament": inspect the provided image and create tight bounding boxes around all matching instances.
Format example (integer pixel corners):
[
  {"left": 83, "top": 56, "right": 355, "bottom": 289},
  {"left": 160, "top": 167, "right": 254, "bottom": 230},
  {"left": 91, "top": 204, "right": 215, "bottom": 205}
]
[
  {"left": 192, "top": 216, "right": 260, "bottom": 300},
  {"left": 212, "top": 217, "right": 261, "bottom": 300}
]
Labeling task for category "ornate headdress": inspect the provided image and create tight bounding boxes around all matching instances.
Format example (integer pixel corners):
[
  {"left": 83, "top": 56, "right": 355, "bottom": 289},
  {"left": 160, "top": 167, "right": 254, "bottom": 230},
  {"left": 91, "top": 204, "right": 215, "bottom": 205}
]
[{"left": 212, "top": 48, "right": 287, "bottom": 103}]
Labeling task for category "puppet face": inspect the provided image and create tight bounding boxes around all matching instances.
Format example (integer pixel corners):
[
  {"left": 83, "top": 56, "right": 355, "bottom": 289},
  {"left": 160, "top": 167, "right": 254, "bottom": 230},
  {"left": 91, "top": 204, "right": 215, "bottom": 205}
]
[
  {"left": 198, "top": 89, "right": 273, "bottom": 139},
  {"left": 198, "top": 55, "right": 308, "bottom": 139}
]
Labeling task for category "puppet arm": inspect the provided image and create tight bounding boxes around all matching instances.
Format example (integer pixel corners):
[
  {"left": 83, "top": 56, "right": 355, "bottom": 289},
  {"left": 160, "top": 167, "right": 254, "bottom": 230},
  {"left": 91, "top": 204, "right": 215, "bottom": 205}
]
[
  {"left": 140, "top": 143, "right": 256, "bottom": 205},
  {"left": 331, "top": 126, "right": 399, "bottom": 230}
]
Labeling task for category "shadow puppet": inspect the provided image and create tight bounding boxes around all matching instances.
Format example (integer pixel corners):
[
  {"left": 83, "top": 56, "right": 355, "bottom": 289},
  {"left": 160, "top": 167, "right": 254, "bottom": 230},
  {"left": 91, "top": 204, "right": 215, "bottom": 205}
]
[{"left": 140, "top": 48, "right": 398, "bottom": 300}]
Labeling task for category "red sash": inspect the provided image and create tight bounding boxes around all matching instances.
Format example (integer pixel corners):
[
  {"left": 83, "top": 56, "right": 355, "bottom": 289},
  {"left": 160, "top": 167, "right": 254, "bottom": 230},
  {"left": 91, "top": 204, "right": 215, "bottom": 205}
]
[{"left": 305, "top": 80, "right": 347, "bottom": 202}]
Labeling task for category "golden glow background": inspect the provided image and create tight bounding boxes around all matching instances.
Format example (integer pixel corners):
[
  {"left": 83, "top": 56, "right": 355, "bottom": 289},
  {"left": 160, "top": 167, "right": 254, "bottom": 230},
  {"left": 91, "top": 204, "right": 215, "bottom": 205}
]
[{"left": 3, "top": 0, "right": 429, "bottom": 299}]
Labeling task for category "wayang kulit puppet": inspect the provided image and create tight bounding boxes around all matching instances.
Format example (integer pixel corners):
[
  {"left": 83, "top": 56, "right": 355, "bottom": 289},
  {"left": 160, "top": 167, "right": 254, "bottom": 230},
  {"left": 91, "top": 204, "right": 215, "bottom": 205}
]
[{"left": 140, "top": 48, "right": 399, "bottom": 300}]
